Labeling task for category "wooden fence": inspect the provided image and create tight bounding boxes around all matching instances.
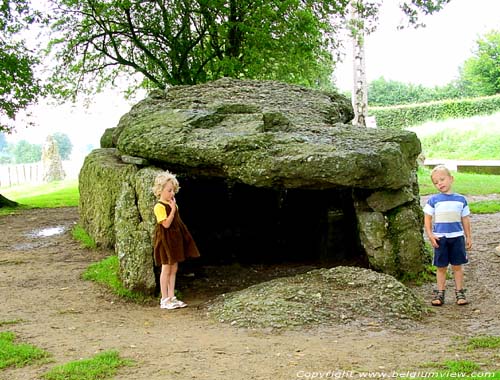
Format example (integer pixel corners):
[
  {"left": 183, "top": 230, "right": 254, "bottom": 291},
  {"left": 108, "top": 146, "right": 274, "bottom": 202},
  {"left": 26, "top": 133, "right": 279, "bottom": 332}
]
[
  {"left": 0, "top": 163, "right": 43, "bottom": 187},
  {"left": 0, "top": 160, "right": 82, "bottom": 188}
]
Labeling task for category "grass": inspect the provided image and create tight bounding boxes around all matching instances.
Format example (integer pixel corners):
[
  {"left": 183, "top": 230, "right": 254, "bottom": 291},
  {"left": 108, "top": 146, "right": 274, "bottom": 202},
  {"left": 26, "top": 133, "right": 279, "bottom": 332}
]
[
  {"left": 399, "top": 335, "right": 500, "bottom": 380},
  {"left": 0, "top": 331, "right": 50, "bottom": 370},
  {"left": 42, "top": 351, "right": 132, "bottom": 380},
  {"left": 469, "top": 200, "right": 500, "bottom": 214},
  {"left": 0, "top": 319, "right": 23, "bottom": 327},
  {"left": 71, "top": 224, "right": 97, "bottom": 249},
  {"left": 0, "top": 179, "right": 78, "bottom": 216},
  {"left": 418, "top": 167, "right": 500, "bottom": 196},
  {"left": 409, "top": 112, "right": 500, "bottom": 160},
  {"left": 466, "top": 336, "right": 500, "bottom": 351},
  {"left": 82, "top": 255, "right": 152, "bottom": 303}
]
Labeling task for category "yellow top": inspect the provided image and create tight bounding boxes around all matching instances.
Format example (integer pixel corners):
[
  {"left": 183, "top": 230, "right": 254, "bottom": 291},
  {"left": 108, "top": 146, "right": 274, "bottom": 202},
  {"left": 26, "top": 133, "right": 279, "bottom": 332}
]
[{"left": 153, "top": 203, "right": 167, "bottom": 223}]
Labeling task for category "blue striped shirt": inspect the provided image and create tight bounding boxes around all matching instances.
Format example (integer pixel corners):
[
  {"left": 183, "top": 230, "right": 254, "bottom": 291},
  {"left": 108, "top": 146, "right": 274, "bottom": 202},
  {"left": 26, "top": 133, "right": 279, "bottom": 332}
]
[{"left": 423, "top": 193, "right": 470, "bottom": 238}]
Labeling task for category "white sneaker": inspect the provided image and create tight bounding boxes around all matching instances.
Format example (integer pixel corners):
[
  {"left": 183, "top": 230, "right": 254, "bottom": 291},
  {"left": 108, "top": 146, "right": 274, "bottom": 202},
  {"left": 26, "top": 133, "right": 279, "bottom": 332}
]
[
  {"left": 160, "top": 297, "right": 179, "bottom": 310},
  {"left": 170, "top": 296, "right": 187, "bottom": 308}
]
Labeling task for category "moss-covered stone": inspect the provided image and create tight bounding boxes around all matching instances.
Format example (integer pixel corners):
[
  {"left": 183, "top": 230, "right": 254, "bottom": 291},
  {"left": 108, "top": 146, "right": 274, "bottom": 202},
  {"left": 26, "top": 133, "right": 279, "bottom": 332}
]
[
  {"left": 356, "top": 210, "right": 397, "bottom": 274},
  {"left": 79, "top": 78, "right": 428, "bottom": 294},
  {"left": 115, "top": 78, "right": 420, "bottom": 190},
  {"left": 115, "top": 181, "right": 156, "bottom": 294},
  {"left": 79, "top": 148, "right": 138, "bottom": 248}
]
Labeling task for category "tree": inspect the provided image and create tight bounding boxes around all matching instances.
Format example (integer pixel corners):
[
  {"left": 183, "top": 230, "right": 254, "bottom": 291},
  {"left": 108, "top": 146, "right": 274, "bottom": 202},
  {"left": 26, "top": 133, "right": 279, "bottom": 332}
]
[
  {"left": 46, "top": 0, "right": 347, "bottom": 98},
  {"left": 0, "top": 0, "right": 46, "bottom": 133},
  {"left": 346, "top": 0, "right": 451, "bottom": 126},
  {"left": 11, "top": 139, "right": 41, "bottom": 163},
  {"left": 46, "top": 0, "right": 452, "bottom": 101},
  {"left": 0, "top": 132, "right": 11, "bottom": 163},
  {"left": 0, "top": 132, "right": 7, "bottom": 152},
  {"left": 52, "top": 132, "right": 72, "bottom": 160},
  {"left": 458, "top": 30, "right": 500, "bottom": 97},
  {"left": 367, "top": 77, "right": 467, "bottom": 106}
]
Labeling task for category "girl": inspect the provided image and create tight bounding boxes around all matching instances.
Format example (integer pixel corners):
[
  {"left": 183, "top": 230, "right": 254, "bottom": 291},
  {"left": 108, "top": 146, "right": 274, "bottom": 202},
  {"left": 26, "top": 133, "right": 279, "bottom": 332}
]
[{"left": 152, "top": 171, "right": 200, "bottom": 309}]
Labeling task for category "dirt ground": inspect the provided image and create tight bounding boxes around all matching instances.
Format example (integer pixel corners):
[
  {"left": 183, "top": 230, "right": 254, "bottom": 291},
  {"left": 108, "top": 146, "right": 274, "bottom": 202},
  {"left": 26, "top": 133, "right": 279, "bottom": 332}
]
[{"left": 1, "top": 199, "right": 500, "bottom": 380}]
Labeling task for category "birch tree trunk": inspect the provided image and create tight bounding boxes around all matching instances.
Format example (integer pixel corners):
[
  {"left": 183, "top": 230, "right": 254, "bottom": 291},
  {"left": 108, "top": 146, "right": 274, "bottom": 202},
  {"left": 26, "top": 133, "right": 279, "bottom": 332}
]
[{"left": 350, "top": 1, "right": 368, "bottom": 127}]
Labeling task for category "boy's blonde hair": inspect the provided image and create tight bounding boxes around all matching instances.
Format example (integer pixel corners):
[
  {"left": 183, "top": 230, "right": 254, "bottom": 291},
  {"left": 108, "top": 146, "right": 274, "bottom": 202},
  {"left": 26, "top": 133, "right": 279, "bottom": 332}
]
[
  {"left": 152, "top": 171, "right": 180, "bottom": 198},
  {"left": 430, "top": 164, "right": 452, "bottom": 178}
]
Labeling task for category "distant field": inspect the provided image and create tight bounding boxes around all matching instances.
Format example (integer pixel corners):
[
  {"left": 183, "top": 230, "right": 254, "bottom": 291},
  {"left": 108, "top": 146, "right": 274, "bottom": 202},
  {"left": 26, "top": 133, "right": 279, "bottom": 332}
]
[
  {"left": 1, "top": 179, "right": 79, "bottom": 212},
  {"left": 408, "top": 111, "right": 500, "bottom": 160}
]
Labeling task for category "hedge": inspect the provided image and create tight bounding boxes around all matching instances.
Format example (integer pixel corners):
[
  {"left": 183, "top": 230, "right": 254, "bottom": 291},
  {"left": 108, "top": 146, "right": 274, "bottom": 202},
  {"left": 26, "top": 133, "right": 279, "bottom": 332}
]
[{"left": 369, "top": 94, "right": 500, "bottom": 130}]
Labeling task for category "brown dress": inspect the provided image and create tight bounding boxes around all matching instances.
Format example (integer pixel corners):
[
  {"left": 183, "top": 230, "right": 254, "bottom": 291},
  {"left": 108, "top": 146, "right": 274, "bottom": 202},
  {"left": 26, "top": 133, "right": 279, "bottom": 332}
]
[{"left": 153, "top": 202, "right": 201, "bottom": 266}]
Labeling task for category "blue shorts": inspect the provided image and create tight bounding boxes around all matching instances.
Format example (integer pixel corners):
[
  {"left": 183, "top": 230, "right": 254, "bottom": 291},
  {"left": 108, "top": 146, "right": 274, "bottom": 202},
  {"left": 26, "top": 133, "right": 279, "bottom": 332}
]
[{"left": 433, "top": 236, "right": 468, "bottom": 267}]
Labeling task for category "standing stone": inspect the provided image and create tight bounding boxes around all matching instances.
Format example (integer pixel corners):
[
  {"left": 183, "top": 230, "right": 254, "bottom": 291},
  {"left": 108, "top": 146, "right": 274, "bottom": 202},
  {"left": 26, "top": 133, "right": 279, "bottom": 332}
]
[{"left": 42, "top": 135, "right": 66, "bottom": 182}]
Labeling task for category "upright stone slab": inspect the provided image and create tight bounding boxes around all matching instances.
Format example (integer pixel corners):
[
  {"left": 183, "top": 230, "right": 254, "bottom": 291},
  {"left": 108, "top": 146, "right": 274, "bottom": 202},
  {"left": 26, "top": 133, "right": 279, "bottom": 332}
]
[{"left": 42, "top": 135, "right": 65, "bottom": 182}]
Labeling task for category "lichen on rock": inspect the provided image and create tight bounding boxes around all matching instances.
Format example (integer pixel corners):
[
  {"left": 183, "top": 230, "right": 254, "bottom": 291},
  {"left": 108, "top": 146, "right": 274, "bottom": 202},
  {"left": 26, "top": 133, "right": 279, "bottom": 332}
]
[{"left": 206, "top": 266, "right": 428, "bottom": 329}]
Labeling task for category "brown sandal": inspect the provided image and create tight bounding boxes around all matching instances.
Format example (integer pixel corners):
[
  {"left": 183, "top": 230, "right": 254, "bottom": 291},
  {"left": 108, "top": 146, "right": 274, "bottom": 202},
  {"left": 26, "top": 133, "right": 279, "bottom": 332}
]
[
  {"left": 455, "top": 289, "right": 468, "bottom": 305},
  {"left": 431, "top": 289, "right": 445, "bottom": 306}
]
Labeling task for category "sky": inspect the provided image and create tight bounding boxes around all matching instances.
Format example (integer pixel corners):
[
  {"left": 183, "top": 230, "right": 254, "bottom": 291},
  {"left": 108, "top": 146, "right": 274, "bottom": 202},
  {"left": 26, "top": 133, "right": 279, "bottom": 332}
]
[
  {"left": 336, "top": 0, "right": 500, "bottom": 90},
  {"left": 5, "top": 0, "right": 500, "bottom": 157}
]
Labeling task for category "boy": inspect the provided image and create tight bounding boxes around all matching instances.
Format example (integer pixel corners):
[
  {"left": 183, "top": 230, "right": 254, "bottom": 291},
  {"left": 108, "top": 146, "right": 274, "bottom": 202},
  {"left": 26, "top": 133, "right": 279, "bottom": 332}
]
[{"left": 423, "top": 165, "right": 472, "bottom": 306}]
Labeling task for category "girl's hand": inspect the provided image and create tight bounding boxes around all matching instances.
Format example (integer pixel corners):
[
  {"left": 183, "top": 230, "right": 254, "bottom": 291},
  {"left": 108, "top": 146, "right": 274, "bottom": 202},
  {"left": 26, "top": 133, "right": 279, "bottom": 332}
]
[{"left": 169, "top": 197, "right": 177, "bottom": 212}]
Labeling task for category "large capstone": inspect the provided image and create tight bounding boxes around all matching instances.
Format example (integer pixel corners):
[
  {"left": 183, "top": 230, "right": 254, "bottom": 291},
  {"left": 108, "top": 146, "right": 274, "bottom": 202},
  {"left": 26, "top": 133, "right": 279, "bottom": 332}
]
[{"left": 79, "top": 78, "right": 427, "bottom": 295}]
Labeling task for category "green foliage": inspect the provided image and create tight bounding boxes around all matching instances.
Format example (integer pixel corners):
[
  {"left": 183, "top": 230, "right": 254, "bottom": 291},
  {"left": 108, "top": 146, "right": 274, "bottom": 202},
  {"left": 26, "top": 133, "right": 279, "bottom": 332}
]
[
  {"left": 52, "top": 132, "right": 73, "bottom": 160},
  {"left": 44, "top": 0, "right": 451, "bottom": 99},
  {"left": 42, "top": 350, "right": 133, "bottom": 380},
  {"left": 71, "top": 224, "right": 96, "bottom": 249},
  {"left": 368, "top": 77, "right": 465, "bottom": 106},
  {"left": 0, "top": 331, "right": 50, "bottom": 370},
  {"left": 0, "top": 0, "right": 46, "bottom": 132},
  {"left": 459, "top": 30, "right": 500, "bottom": 97},
  {"left": 370, "top": 94, "right": 500, "bottom": 129},
  {"left": 0, "top": 132, "right": 10, "bottom": 162},
  {"left": 46, "top": 0, "right": 344, "bottom": 97},
  {"left": 0, "top": 132, "right": 7, "bottom": 151},
  {"left": 82, "top": 256, "right": 150, "bottom": 303},
  {"left": 10, "top": 139, "right": 42, "bottom": 163}
]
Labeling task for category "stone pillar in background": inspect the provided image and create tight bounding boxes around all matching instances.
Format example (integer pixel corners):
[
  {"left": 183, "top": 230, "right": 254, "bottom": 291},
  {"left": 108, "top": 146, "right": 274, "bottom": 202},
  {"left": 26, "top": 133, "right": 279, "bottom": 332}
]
[{"left": 42, "top": 135, "right": 66, "bottom": 182}]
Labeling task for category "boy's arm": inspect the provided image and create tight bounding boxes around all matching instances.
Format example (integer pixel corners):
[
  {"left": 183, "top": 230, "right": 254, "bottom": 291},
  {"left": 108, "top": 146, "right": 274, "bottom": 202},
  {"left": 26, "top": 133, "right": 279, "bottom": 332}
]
[
  {"left": 462, "top": 215, "right": 472, "bottom": 250},
  {"left": 424, "top": 213, "right": 439, "bottom": 248}
]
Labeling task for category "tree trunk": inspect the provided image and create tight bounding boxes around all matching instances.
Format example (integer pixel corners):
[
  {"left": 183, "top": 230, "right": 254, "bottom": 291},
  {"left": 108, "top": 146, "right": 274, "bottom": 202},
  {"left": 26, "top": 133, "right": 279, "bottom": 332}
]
[
  {"left": 0, "top": 193, "right": 18, "bottom": 208},
  {"left": 350, "top": 1, "right": 368, "bottom": 127}
]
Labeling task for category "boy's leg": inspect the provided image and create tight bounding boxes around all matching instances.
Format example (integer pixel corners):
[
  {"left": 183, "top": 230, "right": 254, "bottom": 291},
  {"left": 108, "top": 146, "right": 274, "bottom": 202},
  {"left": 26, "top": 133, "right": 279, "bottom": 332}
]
[
  {"left": 432, "top": 266, "right": 447, "bottom": 306},
  {"left": 448, "top": 236, "right": 468, "bottom": 305},
  {"left": 452, "top": 265, "right": 468, "bottom": 305},
  {"left": 452, "top": 264, "right": 464, "bottom": 290},
  {"left": 436, "top": 266, "right": 447, "bottom": 290}
]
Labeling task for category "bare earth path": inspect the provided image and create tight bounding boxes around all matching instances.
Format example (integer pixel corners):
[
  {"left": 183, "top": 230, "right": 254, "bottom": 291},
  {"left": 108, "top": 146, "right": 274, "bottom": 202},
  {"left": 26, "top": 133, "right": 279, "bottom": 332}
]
[{"left": 1, "top": 203, "right": 500, "bottom": 380}]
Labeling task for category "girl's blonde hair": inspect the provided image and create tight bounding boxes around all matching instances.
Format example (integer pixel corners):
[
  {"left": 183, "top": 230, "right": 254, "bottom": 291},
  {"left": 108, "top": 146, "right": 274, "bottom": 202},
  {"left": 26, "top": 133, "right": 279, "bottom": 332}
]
[{"left": 152, "top": 171, "right": 180, "bottom": 198}]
